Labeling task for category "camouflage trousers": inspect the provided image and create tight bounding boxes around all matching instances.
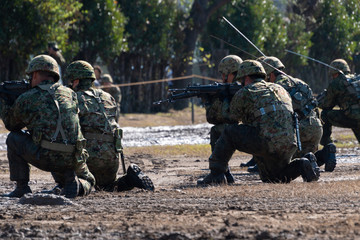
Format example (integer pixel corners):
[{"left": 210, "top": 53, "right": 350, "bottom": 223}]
[
  {"left": 209, "top": 123, "right": 310, "bottom": 183},
  {"left": 6, "top": 131, "right": 95, "bottom": 195},
  {"left": 294, "top": 114, "right": 323, "bottom": 158},
  {"left": 85, "top": 139, "right": 120, "bottom": 191},
  {"left": 321, "top": 109, "right": 360, "bottom": 145},
  {"left": 210, "top": 124, "right": 227, "bottom": 152}
]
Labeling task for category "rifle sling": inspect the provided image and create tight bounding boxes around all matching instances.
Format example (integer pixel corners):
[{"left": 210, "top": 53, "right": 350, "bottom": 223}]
[{"left": 37, "top": 84, "right": 68, "bottom": 144}]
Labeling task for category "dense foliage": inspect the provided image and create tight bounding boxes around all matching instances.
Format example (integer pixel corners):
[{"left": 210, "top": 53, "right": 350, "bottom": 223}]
[{"left": 1, "top": 0, "right": 360, "bottom": 112}]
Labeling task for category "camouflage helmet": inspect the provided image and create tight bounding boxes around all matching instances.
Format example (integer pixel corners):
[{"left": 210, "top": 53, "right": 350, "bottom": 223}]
[
  {"left": 64, "top": 60, "right": 96, "bottom": 82},
  {"left": 262, "top": 56, "right": 285, "bottom": 75},
  {"left": 256, "top": 56, "right": 266, "bottom": 62},
  {"left": 329, "top": 59, "right": 350, "bottom": 75},
  {"left": 218, "top": 55, "right": 243, "bottom": 75},
  {"left": 102, "top": 74, "right": 113, "bottom": 83},
  {"left": 26, "top": 55, "right": 60, "bottom": 80},
  {"left": 237, "top": 60, "right": 266, "bottom": 79}
]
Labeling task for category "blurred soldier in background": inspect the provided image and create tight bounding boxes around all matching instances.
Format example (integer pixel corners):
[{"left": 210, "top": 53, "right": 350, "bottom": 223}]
[
  {"left": 0, "top": 55, "right": 95, "bottom": 198},
  {"left": 201, "top": 55, "right": 243, "bottom": 183},
  {"left": 93, "top": 65, "right": 102, "bottom": 87},
  {"left": 197, "top": 60, "right": 319, "bottom": 185},
  {"left": 261, "top": 56, "right": 334, "bottom": 172},
  {"left": 318, "top": 59, "right": 360, "bottom": 167},
  {"left": 102, "top": 74, "right": 121, "bottom": 123},
  {"left": 47, "top": 42, "right": 67, "bottom": 85},
  {"left": 65, "top": 60, "right": 154, "bottom": 192}
]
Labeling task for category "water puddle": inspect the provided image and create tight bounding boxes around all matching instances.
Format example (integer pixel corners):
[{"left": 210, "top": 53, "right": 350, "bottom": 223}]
[{"left": 0, "top": 124, "right": 359, "bottom": 164}]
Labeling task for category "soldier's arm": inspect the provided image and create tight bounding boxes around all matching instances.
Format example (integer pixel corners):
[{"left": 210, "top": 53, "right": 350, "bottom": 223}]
[
  {"left": 0, "top": 98, "right": 26, "bottom": 131},
  {"left": 317, "top": 79, "right": 340, "bottom": 110}
]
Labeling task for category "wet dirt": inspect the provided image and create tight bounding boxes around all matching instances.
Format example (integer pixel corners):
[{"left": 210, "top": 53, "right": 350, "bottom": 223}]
[{"left": 1, "top": 126, "right": 360, "bottom": 239}]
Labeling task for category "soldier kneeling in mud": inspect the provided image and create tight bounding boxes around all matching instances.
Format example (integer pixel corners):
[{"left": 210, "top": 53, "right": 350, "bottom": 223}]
[
  {"left": 45, "top": 60, "right": 154, "bottom": 193},
  {"left": 197, "top": 60, "right": 320, "bottom": 185},
  {"left": 1, "top": 55, "right": 95, "bottom": 198}
]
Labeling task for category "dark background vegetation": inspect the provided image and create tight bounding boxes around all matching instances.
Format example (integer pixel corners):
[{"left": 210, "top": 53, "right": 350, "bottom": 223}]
[{"left": 1, "top": 0, "right": 360, "bottom": 113}]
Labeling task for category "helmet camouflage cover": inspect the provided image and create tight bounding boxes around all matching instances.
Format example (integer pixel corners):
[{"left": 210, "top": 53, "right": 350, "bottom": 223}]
[
  {"left": 237, "top": 60, "right": 266, "bottom": 79},
  {"left": 329, "top": 59, "right": 350, "bottom": 75},
  {"left": 26, "top": 55, "right": 60, "bottom": 80},
  {"left": 64, "top": 60, "right": 96, "bottom": 82},
  {"left": 218, "top": 55, "right": 243, "bottom": 75},
  {"left": 262, "top": 56, "right": 285, "bottom": 75},
  {"left": 102, "top": 74, "right": 113, "bottom": 83}
]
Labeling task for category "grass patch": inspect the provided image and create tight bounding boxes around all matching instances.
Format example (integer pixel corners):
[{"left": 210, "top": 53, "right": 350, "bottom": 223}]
[
  {"left": 124, "top": 144, "right": 211, "bottom": 157},
  {"left": 124, "top": 144, "right": 249, "bottom": 158},
  {"left": 336, "top": 133, "right": 357, "bottom": 141},
  {"left": 334, "top": 142, "right": 358, "bottom": 148}
]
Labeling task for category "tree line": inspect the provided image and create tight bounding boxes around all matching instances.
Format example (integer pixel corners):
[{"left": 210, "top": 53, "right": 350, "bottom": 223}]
[{"left": 1, "top": 0, "right": 360, "bottom": 113}]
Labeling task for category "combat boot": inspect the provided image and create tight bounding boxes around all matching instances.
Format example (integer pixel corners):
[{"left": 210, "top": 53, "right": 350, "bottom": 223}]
[
  {"left": 303, "top": 152, "right": 320, "bottom": 179},
  {"left": 197, "top": 171, "right": 226, "bottom": 186},
  {"left": 240, "top": 158, "right": 256, "bottom": 167},
  {"left": 61, "top": 170, "right": 80, "bottom": 198},
  {"left": 225, "top": 168, "right": 235, "bottom": 184},
  {"left": 324, "top": 143, "right": 336, "bottom": 172},
  {"left": 247, "top": 164, "right": 259, "bottom": 173},
  {"left": 124, "top": 164, "right": 154, "bottom": 191},
  {"left": 3, "top": 181, "right": 32, "bottom": 198},
  {"left": 301, "top": 159, "right": 319, "bottom": 182}
]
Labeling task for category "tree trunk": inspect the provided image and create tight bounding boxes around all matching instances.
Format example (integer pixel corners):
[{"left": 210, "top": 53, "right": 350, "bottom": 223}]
[{"left": 171, "top": 0, "right": 231, "bottom": 110}]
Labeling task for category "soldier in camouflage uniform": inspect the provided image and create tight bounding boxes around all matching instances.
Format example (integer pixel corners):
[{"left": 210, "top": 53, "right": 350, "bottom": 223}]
[
  {"left": 202, "top": 55, "right": 243, "bottom": 183},
  {"left": 101, "top": 74, "right": 121, "bottom": 123},
  {"left": 262, "top": 56, "right": 335, "bottom": 171},
  {"left": 47, "top": 42, "right": 67, "bottom": 85},
  {"left": 197, "top": 60, "right": 319, "bottom": 185},
  {"left": 64, "top": 60, "right": 154, "bottom": 192},
  {"left": 318, "top": 59, "right": 360, "bottom": 157},
  {"left": 0, "top": 55, "right": 95, "bottom": 198}
]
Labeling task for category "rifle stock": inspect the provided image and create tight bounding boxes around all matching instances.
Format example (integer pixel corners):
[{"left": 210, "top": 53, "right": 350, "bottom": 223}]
[{"left": 153, "top": 82, "right": 242, "bottom": 105}]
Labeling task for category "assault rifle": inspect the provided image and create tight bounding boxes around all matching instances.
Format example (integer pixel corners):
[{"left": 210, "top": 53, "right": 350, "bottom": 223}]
[
  {"left": 153, "top": 82, "right": 242, "bottom": 105},
  {"left": 0, "top": 80, "right": 30, "bottom": 105}
]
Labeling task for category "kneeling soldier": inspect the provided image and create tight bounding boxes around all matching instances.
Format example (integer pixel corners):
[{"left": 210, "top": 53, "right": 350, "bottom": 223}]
[{"left": 64, "top": 60, "right": 154, "bottom": 192}]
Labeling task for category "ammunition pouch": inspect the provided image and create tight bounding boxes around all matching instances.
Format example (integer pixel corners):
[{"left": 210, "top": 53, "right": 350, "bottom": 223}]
[{"left": 114, "top": 128, "right": 123, "bottom": 153}]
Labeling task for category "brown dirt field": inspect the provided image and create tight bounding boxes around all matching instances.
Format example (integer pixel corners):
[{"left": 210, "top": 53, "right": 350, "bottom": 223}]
[{"left": 1, "top": 109, "right": 360, "bottom": 239}]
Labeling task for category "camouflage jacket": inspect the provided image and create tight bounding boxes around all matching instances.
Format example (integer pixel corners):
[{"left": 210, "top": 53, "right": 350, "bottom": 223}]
[
  {"left": 204, "top": 97, "right": 234, "bottom": 125},
  {"left": 274, "top": 74, "right": 317, "bottom": 119},
  {"left": 102, "top": 85, "right": 121, "bottom": 106},
  {"left": 76, "top": 86, "right": 119, "bottom": 135},
  {"left": 1, "top": 80, "right": 83, "bottom": 144},
  {"left": 318, "top": 74, "right": 360, "bottom": 119},
  {"left": 203, "top": 83, "right": 239, "bottom": 125},
  {"left": 230, "top": 79, "right": 296, "bottom": 154}
]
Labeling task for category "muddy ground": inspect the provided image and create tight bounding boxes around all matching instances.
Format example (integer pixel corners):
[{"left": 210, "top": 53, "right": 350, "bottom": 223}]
[{"left": 1, "top": 118, "right": 360, "bottom": 239}]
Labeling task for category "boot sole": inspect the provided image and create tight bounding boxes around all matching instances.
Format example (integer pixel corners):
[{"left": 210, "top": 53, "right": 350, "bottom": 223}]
[{"left": 127, "top": 164, "right": 155, "bottom": 191}]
